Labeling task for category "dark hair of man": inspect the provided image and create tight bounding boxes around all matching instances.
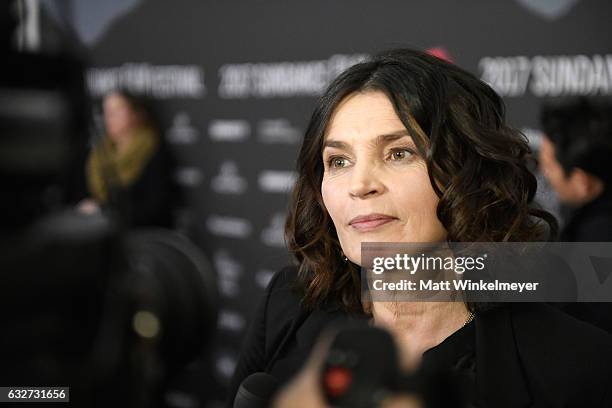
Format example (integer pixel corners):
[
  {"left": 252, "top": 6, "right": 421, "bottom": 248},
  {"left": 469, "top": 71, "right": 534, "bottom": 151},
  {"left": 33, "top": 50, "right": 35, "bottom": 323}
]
[{"left": 540, "top": 97, "right": 612, "bottom": 186}]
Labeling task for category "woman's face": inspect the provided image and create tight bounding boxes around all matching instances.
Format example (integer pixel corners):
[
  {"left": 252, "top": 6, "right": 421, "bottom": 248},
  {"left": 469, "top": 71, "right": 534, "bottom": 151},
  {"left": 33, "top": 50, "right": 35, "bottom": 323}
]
[
  {"left": 321, "top": 91, "right": 447, "bottom": 265},
  {"left": 103, "top": 92, "right": 138, "bottom": 141}
]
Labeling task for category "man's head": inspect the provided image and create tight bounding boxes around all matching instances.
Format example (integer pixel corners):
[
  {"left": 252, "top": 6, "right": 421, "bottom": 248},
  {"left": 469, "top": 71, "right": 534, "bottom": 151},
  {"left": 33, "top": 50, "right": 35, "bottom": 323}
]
[{"left": 539, "top": 98, "right": 612, "bottom": 207}]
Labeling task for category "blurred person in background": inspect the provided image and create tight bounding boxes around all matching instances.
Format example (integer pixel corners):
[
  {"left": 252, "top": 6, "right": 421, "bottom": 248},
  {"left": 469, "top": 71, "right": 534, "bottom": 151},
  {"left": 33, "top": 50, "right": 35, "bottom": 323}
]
[
  {"left": 539, "top": 98, "right": 612, "bottom": 241},
  {"left": 77, "top": 90, "right": 175, "bottom": 227},
  {"left": 540, "top": 98, "right": 612, "bottom": 333}
]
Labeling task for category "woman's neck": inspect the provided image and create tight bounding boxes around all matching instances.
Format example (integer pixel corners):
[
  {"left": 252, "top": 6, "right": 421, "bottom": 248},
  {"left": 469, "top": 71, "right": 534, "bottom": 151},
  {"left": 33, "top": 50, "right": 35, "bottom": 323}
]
[{"left": 371, "top": 301, "right": 470, "bottom": 370}]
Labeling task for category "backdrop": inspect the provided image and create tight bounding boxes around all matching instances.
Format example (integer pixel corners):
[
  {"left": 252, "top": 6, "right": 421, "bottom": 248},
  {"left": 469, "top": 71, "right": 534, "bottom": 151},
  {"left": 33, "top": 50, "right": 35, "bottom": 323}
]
[{"left": 39, "top": 0, "right": 612, "bottom": 406}]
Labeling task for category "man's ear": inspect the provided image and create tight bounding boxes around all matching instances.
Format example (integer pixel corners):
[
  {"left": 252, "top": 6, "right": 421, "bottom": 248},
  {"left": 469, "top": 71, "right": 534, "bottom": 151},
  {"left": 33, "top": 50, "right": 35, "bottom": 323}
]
[{"left": 568, "top": 168, "right": 604, "bottom": 203}]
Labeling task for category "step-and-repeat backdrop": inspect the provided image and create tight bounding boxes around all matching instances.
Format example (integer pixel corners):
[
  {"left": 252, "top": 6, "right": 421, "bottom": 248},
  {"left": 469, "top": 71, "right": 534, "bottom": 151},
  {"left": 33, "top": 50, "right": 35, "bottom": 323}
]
[{"left": 41, "top": 0, "right": 612, "bottom": 406}]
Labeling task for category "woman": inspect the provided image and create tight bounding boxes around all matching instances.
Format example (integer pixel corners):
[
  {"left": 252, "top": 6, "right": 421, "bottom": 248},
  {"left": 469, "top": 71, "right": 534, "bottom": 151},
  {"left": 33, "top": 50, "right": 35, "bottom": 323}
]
[
  {"left": 228, "top": 49, "right": 612, "bottom": 407},
  {"left": 78, "top": 90, "right": 173, "bottom": 227}
]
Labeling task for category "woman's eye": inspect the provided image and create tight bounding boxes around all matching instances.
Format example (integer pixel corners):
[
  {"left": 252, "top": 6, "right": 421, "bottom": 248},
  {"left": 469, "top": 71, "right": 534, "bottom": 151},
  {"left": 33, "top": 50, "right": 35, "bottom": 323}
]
[
  {"left": 328, "top": 156, "right": 348, "bottom": 168},
  {"left": 389, "top": 148, "right": 414, "bottom": 161}
]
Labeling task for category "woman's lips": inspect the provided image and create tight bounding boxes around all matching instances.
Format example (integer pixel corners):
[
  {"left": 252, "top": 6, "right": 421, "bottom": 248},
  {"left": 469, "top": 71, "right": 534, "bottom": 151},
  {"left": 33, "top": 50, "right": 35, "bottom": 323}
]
[{"left": 349, "top": 215, "right": 398, "bottom": 232}]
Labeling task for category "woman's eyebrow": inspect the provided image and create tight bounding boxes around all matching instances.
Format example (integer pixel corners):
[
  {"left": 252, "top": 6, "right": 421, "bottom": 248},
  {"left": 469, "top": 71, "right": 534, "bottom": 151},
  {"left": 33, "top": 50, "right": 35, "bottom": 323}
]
[
  {"left": 323, "top": 140, "right": 350, "bottom": 150},
  {"left": 323, "top": 130, "right": 412, "bottom": 150},
  {"left": 371, "top": 130, "right": 412, "bottom": 146}
]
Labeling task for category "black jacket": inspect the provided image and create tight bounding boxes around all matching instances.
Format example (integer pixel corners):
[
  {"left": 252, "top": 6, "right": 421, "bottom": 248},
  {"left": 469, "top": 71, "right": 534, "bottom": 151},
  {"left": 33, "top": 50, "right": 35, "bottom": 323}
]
[
  {"left": 560, "top": 188, "right": 612, "bottom": 242},
  {"left": 557, "top": 189, "right": 612, "bottom": 333},
  {"left": 227, "top": 266, "right": 612, "bottom": 407},
  {"left": 119, "top": 146, "right": 175, "bottom": 228}
]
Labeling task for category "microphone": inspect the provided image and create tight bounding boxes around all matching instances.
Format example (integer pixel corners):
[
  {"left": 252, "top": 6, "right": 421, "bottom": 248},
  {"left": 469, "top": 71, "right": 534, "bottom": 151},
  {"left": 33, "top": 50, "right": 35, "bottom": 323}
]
[
  {"left": 321, "top": 327, "right": 400, "bottom": 408},
  {"left": 320, "top": 326, "right": 468, "bottom": 408},
  {"left": 233, "top": 372, "right": 279, "bottom": 408}
]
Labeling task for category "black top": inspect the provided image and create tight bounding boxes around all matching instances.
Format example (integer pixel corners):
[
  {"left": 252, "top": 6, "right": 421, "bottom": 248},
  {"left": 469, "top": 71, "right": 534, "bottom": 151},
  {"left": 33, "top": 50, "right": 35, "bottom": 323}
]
[
  {"left": 560, "top": 188, "right": 612, "bottom": 242},
  {"left": 119, "top": 146, "right": 175, "bottom": 228},
  {"left": 227, "top": 266, "right": 612, "bottom": 407},
  {"left": 419, "top": 320, "right": 477, "bottom": 406},
  {"left": 556, "top": 189, "right": 612, "bottom": 333}
]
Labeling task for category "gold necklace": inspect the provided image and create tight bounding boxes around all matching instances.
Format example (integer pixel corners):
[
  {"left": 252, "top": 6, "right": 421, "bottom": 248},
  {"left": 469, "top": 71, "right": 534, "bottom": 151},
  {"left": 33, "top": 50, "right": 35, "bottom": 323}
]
[{"left": 463, "top": 311, "right": 475, "bottom": 327}]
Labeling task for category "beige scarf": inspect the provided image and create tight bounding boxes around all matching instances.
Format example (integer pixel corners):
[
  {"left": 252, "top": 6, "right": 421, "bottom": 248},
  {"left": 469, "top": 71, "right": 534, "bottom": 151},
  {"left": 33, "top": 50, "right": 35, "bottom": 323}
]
[{"left": 86, "top": 126, "right": 159, "bottom": 203}]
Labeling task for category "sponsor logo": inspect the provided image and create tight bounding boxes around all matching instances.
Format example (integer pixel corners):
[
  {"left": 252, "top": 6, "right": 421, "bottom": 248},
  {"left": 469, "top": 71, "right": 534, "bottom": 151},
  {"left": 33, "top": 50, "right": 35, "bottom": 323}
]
[
  {"left": 174, "top": 167, "right": 203, "bottom": 187},
  {"left": 255, "top": 269, "right": 275, "bottom": 289},
  {"left": 41, "top": 0, "right": 140, "bottom": 46},
  {"left": 426, "top": 47, "right": 454, "bottom": 63},
  {"left": 215, "top": 352, "right": 237, "bottom": 379},
  {"left": 211, "top": 161, "right": 247, "bottom": 194},
  {"left": 515, "top": 0, "right": 580, "bottom": 20},
  {"left": 214, "top": 249, "right": 244, "bottom": 279},
  {"left": 218, "top": 53, "right": 368, "bottom": 99},
  {"left": 166, "top": 112, "right": 200, "bottom": 144},
  {"left": 261, "top": 212, "right": 286, "bottom": 248},
  {"left": 206, "top": 215, "right": 252, "bottom": 238},
  {"left": 209, "top": 119, "right": 251, "bottom": 142},
  {"left": 479, "top": 54, "right": 612, "bottom": 97},
  {"left": 214, "top": 249, "right": 243, "bottom": 298},
  {"left": 218, "top": 275, "right": 239, "bottom": 298},
  {"left": 257, "top": 119, "right": 301, "bottom": 144},
  {"left": 87, "top": 63, "right": 205, "bottom": 98},
  {"left": 258, "top": 170, "right": 296, "bottom": 194},
  {"left": 218, "top": 309, "right": 246, "bottom": 332}
]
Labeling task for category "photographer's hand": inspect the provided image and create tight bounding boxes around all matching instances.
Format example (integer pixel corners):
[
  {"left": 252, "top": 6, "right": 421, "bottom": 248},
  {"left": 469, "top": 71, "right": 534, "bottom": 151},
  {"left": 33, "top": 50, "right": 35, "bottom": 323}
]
[
  {"left": 271, "top": 332, "right": 332, "bottom": 408},
  {"left": 76, "top": 198, "right": 101, "bottom": 215}
]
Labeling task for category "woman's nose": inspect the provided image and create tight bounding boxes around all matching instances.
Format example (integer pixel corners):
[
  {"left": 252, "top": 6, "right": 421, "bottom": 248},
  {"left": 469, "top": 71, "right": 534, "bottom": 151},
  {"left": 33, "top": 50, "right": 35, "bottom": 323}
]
[{"left": 349, "top": 162, "right": 385, "bottom": 198}]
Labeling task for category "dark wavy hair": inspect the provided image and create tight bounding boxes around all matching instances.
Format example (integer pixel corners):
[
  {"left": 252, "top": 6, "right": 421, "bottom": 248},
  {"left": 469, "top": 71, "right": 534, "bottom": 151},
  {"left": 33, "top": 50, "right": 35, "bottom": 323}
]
[{"left": 285, "top": 49, "right": 558, "bottom": 314}]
